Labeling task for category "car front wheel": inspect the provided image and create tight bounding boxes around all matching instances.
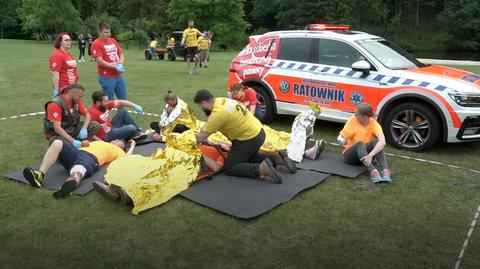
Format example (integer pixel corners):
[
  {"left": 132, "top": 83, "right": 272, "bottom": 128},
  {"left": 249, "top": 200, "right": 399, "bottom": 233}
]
[
  {"left": 250, "top": 85, "right": 274, "bottom": 123},
  {"left": 383, "top": 102, "right": 441, "bottom": 151}
]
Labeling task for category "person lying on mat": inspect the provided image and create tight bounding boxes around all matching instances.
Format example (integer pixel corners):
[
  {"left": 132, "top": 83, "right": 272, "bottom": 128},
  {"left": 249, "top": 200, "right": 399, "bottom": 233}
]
[
  {"left": 193, "top": 89, "right": 297, "bottom": 184},
  {"left": 337, "top": 103, "right": 392, "bottom": 183},
  {"left": 23, "top": 139, "right": 135, "bottom": 199},
  {"left": 92, "top": 142, "right": 230, "bottom": 205},
  {"left": 150, "top": 90, "right": 191, "bottom": 135},
  {"left": 89, "top": 91, "right": 146, "bottom": 142},
  {"left": 43, "top": 83, "right": 100, "bottom": 148}
]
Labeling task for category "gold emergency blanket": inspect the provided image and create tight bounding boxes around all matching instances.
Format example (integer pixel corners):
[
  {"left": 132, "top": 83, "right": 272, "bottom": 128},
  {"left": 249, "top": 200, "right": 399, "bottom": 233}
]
[{"left": 105, "top": 131, "right": 201, "bottom": 214}]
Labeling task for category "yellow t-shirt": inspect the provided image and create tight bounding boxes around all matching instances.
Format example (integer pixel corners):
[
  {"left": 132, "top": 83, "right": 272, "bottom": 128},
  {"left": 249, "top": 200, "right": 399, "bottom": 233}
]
[
  {"left": 198, "top": 36, "right": 211, "bottom": 51},
  {"left": 339, "top": 116, "right": 384, "bottom": 153},
  {"left": 81, "top": 141, "right": 126, "bottom": 166},
  {"left": 203, "top": 98, "right": 262, "bottom": 141},
  {"left": 150, "top": 40, "right": 158, "bottom": 48},
  {"left": 167, "top": 37, "right": 175, "bottom": 46},
  {"left": 183, "top": 28, "right": 202, "bottom": 47}
]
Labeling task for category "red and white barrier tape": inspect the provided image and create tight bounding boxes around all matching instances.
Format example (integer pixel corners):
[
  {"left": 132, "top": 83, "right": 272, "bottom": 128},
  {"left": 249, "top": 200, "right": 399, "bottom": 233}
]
[{"left": 454, "top": 205, "right": 480, "bottom": 269}]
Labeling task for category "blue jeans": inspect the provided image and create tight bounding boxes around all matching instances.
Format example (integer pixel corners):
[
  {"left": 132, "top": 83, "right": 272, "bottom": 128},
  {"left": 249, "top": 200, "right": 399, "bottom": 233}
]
[
  {"left": 99, "top": 76, "right": 127, "bottom": 100},
  {"left": 254, "top": 106, "right": 264, "bottom": 119},
  {"left": 58, "top": 141, "right": 99, "bottom": 177},
  {"left": 149, "top": 48, "right": 157, "bottom": 59},
  {"left": 105, "top": 110, "right": 140, "bottom": 141}
]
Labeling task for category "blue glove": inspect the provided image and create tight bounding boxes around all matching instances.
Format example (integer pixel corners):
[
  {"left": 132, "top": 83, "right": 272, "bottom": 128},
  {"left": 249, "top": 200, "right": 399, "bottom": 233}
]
[
  {"left": 134, "top": 105, "right": 143, "bottom": 114},
  {"left": 52, "top": 89, "right": 59, "bottom": 97},
  {"left": 116, "top": 64, "right": 125, "bottom": 73},
  {"left": 72, "top": 140, "right": 82, "bottom": 149},
  {"left": 78, "top": 128, "right": 88, "bottom": 139}
]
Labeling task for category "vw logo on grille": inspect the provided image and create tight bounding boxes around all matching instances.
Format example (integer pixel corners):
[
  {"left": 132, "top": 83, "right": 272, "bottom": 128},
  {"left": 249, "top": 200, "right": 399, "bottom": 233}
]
[
  {"left": 349, "top": 91, "right": 364, "bottom": 105},
  {"left": 279, "top": 80, "right": 290, "bottom": 93}
]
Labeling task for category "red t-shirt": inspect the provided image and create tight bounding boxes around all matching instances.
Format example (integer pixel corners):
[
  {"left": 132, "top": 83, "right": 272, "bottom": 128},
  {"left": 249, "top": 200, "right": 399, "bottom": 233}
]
[
  {"left": 46, "top": 93, "right": 87, "bottom": 122},
  {"left": 91, "top": 38, "right": 123, "bottom": 77},
  {"left": 232, "top": 87, "right": 259, "bottom": 107},
  {"left": 49, "top": 49, "right": 79, "bottom": 89},
  {"left": 88, "top": 101, "right": 116, "bottom": 140}
]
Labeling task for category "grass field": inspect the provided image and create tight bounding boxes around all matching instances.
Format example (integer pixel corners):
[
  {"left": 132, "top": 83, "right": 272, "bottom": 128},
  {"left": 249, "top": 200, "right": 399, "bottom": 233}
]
[{"left": 0, "top": 39, "right": 479, "bottom": 268}]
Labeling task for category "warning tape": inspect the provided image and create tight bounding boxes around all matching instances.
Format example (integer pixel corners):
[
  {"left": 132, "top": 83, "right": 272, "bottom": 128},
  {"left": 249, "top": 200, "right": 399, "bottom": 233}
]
[{"left": 454, "top": 205, "right": 480, "bottom": 269}]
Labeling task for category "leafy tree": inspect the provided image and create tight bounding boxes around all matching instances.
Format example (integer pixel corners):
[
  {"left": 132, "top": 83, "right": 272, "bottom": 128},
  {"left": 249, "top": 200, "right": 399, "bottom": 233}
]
[
  {"left": 167, "top": 0, "right": 249, "bottom": 48},
  {"left": 72, "top": 0, "right": 99, "bottom": 20},
  {"left": 117, "top": 30, "right": 134, "bottom": 49},
  {"left": 18, "top": 0, "right": 84, "bottom": 39},
  {"left": 439, "top": 0, "right": 480, "bottom": 50},
  {"left": 0, "top": 0, "right": 20, "bottom": 39},
  {"left": 84, "top": 12, "right": 123, "bottom": 37}
]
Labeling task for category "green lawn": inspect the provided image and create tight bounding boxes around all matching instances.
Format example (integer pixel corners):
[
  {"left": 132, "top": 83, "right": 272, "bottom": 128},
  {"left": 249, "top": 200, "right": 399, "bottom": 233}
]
[{"left": 0, "top": 39, "right": 479, "bottom": 268}]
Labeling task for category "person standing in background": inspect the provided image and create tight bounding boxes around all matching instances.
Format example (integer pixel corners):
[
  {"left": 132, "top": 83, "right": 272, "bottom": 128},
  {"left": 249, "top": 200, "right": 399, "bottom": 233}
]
[
  {"left": 91, "top": 22, "right": 127, "bottom": 100},
  {"left": 49, "top": 32, "right": 78, "bottom": 97},
  {"left": 78, "top": 34, "right": 86, "bottom": 62},
  {"left": 87, "top": 33, "right": 94, "bottom": 61}
]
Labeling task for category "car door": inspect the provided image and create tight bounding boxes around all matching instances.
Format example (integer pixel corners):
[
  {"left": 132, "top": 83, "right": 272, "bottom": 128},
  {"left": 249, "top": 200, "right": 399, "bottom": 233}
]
[{"left": 310, "top": 38, "right": 382, "bottom": 121}]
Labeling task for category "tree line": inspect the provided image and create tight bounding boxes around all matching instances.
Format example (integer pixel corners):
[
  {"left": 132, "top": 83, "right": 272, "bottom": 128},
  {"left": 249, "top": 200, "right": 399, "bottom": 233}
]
[{"left": 0, "top": 0, "right": 478, "bottom": 51}]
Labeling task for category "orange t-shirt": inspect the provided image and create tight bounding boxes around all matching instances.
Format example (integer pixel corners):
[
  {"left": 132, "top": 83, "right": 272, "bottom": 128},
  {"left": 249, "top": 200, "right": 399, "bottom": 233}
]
[
  {"left": 196, "top": 145, "right": 228, "bottom": 180},
  {"left": 339, "top": 116, "right": 384, "bottom": 153}
]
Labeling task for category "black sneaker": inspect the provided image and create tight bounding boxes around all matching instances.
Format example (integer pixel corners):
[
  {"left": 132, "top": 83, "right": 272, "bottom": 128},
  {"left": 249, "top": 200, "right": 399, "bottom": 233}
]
[
  {"left": 149, "top": 122, "right": 161, "bottom": 133},
  {"left": 111, "top": 185, "right": 133, "bottom": 206},
  {"left": 23, "top": 167, "right": 44, "bottom": 188},
  {"left": 132, "top": 132, "right": 148, "bottom": 142},
  {"left": 259, "top": 158, "right": 282, "bottom": 184},
  {"left": 276, "top": 150, "right": 297, "bottom": 173},
  {"left": 52, "top": 180, "right": 77, "bottom": 199}
]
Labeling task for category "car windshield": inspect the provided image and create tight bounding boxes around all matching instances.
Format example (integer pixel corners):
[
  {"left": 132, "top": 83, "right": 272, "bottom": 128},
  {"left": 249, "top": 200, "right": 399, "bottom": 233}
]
[{"left": 358, "top": 39, "right": 426, "bottom": 70}]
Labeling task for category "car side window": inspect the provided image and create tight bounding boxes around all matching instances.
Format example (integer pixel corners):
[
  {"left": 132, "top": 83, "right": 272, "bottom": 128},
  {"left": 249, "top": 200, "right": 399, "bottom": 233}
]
[
  {"left": 278, "top": 38, "right": 315, "bottom": 63},
  {"left": 318, "top": 39, "right": 366, "bottom": 68}
]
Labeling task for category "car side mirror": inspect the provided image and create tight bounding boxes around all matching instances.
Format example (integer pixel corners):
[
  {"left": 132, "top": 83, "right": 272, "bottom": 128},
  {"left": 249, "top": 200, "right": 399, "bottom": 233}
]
[{"left": 352, "top": 60, "right": 371, "bottom": 73}]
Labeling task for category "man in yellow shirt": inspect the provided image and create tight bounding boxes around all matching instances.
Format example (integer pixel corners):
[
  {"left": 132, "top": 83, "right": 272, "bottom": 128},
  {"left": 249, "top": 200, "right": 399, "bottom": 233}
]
[
  {"left": 149, "top": 36, "right": 158, "bottom": 60},
  {"left": 181, "top": 20, "right": 205, "bottom": 74},
  {"left": 23, "top": 139, "right": 135, "bottom": 198},
  {"left": 337, "top": 103, "right": 391, "bottom": 183},
  {"left": 194, "top": 89, "right": 297, "bottom": 183},
  {"left": 197, "top": 33, "right": 211, "bottom": 68}
]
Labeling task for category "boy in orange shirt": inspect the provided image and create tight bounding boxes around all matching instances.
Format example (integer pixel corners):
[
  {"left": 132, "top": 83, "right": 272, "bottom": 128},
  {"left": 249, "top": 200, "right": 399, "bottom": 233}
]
[{"left": 338, "top": 103, "right": 392, "bottom": 183}]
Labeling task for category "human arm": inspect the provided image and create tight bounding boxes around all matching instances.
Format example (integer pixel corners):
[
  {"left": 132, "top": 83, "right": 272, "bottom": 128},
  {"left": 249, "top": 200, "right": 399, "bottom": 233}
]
[
  {"left": 195, "top": 129, "right": 211, "bottom": 144},
  {"left": 51, "top": 71, "right": 60, "bottom": 91},
  {"left": 126, "top": 140, "right": 136, "bottom": 155},
  {"left": 160, "top": 102, "right": 182, "bottom": 127},
  {"left": 115, "top": 100, "right": 141, "bottom": 111},
  {"left": 95, "top": 57, "right": 117, "bottom": 70},
  {"left": 52, "top": 121, "right": 75, "bottom": 143},
  {"left": 248, "top": 103, "right": 256, "bottom": 114},
  {"left": 360, "top": 134, "right": 386, "bottom": 166}
]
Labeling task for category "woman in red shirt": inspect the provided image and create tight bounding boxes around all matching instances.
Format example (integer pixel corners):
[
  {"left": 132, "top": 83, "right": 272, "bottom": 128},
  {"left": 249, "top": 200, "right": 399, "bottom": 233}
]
[
  {"left": 49, "top": 32, "right": 79, "bottom": 97},
  {"left": 230, "top": 83, "right": 263, "bottom": 120}
]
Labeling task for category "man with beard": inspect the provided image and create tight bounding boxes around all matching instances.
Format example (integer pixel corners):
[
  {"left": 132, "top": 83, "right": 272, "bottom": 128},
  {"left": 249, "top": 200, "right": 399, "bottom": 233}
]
[
  {"left": 88, "top": 91, "right": 145, "bottom": 142},
  {"left": 193, "top": 89, "right": 297, "bottom": 183}
]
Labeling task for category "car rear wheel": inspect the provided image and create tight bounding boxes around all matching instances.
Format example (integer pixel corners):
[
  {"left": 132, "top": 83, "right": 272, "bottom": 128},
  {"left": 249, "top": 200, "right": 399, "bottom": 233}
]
[
  {"left": 250, "top": 85, "right": 274, "bottom": 123},
  {"left": 383, "top": 102, "right": 440, "bottom": 151}
]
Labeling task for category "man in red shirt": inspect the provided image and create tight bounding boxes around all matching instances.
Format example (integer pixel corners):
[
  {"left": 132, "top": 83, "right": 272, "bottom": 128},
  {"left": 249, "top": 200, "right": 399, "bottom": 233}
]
[
  {"left": 49, "top": 32, "right": 78, "bottom": 97},
  {"left": 91, "top": 22, "right": 127, "bottom": 100},
  {"left": 43, "top": 84, "right": 99, "bottom": 149},
  {"left": 89, "top": 91, "right": 145, "bottom": 142},
  {"left": 230, "top": 83, "right": 263, "bottom": 120}
]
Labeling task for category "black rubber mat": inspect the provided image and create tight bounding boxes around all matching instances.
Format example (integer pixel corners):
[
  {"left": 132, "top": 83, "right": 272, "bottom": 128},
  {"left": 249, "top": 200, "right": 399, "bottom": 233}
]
[
  {"left": 180, "top": 169, "right": 330, "bottom": 219},
  {"left": 297, "top": 152, "right": 366, "bottom": 178}
]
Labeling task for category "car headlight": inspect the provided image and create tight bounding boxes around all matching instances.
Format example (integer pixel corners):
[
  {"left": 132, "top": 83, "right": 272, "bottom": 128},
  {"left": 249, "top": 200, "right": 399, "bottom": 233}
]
[{"left": 448, "top": 93, "right": 480, "bottom": 107}]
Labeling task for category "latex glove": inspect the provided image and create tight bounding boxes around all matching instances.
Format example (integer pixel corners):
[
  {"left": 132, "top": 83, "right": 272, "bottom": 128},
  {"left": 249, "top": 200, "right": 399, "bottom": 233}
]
[
  {"left": 52, "top": 89, "right": 59, "bottom": 97},
  {"left": 78, "top": 128, "right": 88, "bottom": 139},
  {"left": 116, "top": 63, "right": 125, "bottom": 73},
  {"left": 337, "top": 135, "right": 347, "bottom": 146},
  {"left": 134, "top": 105, "right": 143, "bottom": 114},
  {"left": 72, "top": 140, "right": 82, "bottom": 149}
]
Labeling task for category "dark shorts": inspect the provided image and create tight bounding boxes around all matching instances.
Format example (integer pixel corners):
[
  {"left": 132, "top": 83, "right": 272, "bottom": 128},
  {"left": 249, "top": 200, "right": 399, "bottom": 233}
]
[
  {"left": 185, "top": 47, "right": 198, "bottom": 59},
  {"left": 58, "top": 141, "right": 99, "bottom": 177}
]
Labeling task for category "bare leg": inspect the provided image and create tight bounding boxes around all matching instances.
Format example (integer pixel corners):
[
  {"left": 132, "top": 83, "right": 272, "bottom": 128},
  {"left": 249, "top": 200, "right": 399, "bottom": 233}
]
[
  {"left": 187, "top": 58, "right": 192, "bottom": 72},
  {"left": 39, "top": 139, "right": 63, "bottom": 174}
]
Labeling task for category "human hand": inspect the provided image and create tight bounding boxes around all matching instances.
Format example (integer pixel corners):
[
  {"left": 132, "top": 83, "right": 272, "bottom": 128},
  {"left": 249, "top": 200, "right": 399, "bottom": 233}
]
[
  {"left": 337, "top": 135, "right": 347, "bottom": 146},
  {"left": 78, "top": 128, "right": 88, "bottom": 139},
  {"left": 116, "top": 63, "right": 125, "bottom": 73},
  {"left": 72, "top": 140, "right": 82, "bottom": 149},
  {"left": 360, "top": 154, "right": 373, "bottom": 166},
  {"left": 219, "top": 143, "right": 231, "bottom": 151},
  {"left": 134, "top": 105, "right": 143, "bottom": 114}
]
